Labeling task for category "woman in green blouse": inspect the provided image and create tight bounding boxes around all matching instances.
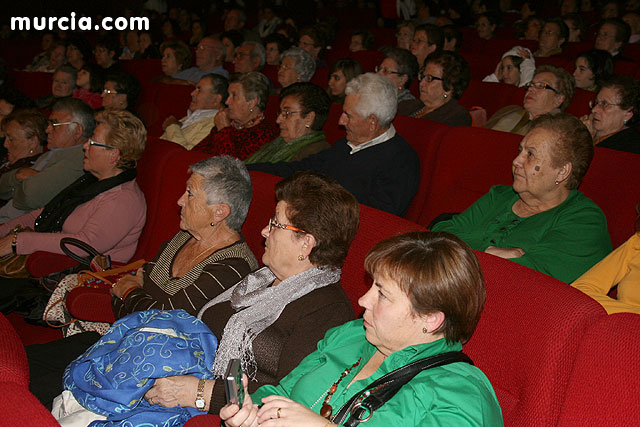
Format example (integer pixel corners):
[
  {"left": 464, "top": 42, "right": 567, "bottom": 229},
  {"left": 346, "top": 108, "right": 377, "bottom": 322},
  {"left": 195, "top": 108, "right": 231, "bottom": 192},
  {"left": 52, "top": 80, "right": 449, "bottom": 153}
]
[{"left": 221, "top": 231, "right": 503, "bottom": 427}]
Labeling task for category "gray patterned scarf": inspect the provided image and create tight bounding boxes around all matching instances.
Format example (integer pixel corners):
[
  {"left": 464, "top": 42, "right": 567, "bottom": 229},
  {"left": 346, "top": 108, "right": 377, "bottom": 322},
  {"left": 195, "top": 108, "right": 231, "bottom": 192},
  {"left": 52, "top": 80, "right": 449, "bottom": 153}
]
[{"left": 197, "top": 265, "right": 341, "bottom": 379}]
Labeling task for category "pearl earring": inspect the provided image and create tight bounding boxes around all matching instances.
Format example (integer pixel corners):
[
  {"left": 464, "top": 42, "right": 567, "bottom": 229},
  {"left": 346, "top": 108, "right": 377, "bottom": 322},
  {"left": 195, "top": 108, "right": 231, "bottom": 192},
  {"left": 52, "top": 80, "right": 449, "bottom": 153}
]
[
  {"left": 250, "top": 107, "right": 253, "bottom": 113},
  {"left": 305, "top": 124, "right": 310, "bottom": 128},
  {"left": 554, "top": 179, "right": 559, "bottom": 185},
  {"left": 443, "top": 93, "right": 448, "bottom": 99}
]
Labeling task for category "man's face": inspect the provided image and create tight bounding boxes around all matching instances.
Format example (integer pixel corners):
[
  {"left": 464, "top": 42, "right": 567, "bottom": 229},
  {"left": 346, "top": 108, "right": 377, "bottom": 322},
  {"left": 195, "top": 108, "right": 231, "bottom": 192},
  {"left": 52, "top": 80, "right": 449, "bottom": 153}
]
[
  {"left": 190, "top": 78, "right": 219, "bottom": 111},
  {"left": 196, "top": 38, "right": 223, "bottom": 69},
  {"left": 233, "top": 44, "right": 257, "bottom": 73},
  {"left": 224, "top": 10, "right": 243, "bottom": 31},
  {"left": 46, "top": 110, "right": 79, "bottom": 149},
  {"left": 338, "top": 94, "right": 373, "bottom": 145}
]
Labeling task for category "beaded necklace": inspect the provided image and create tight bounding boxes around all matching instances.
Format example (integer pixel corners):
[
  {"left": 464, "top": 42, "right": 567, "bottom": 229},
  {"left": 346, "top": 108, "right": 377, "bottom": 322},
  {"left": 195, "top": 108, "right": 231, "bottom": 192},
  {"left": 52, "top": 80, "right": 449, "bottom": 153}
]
[{"left": 312, "top": 358, "right": 362, "bottom": 419}]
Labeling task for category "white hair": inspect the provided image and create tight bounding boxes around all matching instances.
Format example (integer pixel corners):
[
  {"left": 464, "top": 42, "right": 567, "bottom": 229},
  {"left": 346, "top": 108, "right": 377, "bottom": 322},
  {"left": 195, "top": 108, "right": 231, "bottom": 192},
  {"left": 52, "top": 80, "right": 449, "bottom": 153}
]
[{"left": 345, "top": 73, "right": 398, "bottom": 127}]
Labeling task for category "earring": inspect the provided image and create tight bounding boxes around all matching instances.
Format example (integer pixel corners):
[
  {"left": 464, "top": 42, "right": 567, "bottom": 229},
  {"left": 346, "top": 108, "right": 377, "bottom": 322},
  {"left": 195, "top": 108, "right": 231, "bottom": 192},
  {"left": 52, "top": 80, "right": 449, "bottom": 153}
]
[
  {"left": 443, "top": 93, "right": 448, "bottom": 99},
  {"left": 250, "top": 107, "right": 253, "bottom": 113},
  {"left": 297, "top": 254, "right": 306, "bottom": 261},
  {"left": 624, "top": 120, "right": 628, "bottom": 125},
  {"left": 554, "top": 179, "right": 559, "bottom": 185},
  {"left": 210, "top": 222, "right": 215, "bottom": 227},
  {"left": 422, "top": 327, "right": 428, "bottom": 334},
  {"left": 304, "top": 124, "right": 310, "bottom": 128}
]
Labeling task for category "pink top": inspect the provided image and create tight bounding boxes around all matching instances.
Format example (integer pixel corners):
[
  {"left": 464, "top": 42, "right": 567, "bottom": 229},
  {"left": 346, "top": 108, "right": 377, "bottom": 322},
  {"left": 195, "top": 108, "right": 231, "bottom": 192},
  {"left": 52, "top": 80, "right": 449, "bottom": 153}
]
[
  {"left": 0, "top": 180, "right": 146, "bottom": 263},
  {"left": 73, "top": 88, "right": 103, "bottom": 109}
]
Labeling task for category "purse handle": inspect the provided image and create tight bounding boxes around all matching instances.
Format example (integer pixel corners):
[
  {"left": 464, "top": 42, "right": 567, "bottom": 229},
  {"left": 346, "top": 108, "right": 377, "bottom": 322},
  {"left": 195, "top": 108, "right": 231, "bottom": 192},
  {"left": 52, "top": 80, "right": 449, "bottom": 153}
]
[{"left": 60, "top": 237, "right": 111, "bottom": 270}]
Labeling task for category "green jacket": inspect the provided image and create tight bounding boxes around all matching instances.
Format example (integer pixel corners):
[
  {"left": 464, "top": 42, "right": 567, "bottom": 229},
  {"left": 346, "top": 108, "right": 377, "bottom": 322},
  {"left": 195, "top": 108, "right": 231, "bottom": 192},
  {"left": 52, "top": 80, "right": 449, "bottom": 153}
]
[
  {"left": 253, "top": 320, "right": 503, "bottom": 427},
  {"left": 432, "top": 185, "right": 612, "bottom": 283}
]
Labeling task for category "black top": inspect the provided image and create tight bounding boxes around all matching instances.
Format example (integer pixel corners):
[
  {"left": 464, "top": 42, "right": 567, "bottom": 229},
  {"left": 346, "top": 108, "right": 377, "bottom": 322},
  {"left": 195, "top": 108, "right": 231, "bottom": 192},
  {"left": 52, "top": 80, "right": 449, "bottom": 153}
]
[{"left": 597, "top": 127, "right": 640, "bottom": 154}]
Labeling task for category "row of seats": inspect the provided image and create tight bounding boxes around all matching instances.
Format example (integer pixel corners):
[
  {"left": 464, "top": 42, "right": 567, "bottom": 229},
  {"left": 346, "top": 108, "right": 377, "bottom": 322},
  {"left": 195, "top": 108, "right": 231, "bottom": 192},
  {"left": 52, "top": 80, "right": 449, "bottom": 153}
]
[{"left": 1, "top": 143, "right": 639, "bottom": 425}]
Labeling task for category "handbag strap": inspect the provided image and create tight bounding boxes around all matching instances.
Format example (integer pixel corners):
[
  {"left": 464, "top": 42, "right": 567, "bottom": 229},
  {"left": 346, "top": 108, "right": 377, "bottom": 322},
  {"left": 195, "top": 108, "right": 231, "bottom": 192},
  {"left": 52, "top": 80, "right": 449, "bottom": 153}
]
[
  {"left": 60, "top": 238, "right": 102, "bottom": 265},
  {"left": 332, "top": 351, "right": 473, "bottom": 427}
]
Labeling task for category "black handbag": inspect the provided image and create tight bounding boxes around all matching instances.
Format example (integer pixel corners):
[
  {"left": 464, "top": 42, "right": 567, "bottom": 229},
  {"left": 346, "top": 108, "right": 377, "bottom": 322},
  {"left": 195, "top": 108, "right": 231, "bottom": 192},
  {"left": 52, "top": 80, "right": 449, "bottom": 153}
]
[{"left": 332, "top": 351, "right": 473, "bottom": 426}]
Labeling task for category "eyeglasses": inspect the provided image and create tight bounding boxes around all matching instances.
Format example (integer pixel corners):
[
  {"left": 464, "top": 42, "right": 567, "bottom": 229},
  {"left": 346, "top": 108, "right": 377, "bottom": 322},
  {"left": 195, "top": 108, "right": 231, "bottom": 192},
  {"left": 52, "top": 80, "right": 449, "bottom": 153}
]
[
  {"left": 375, "top": 65, "right": 402, "bottom": 76},
  {"left": 234, "top": 51, "right": 250, "bottom": 58},
  {"left": 48, "top": 120, "right": 79, "bottom": 127},
  {"left": 589, "top": 100, "right": 623, "bottom": 109},
  {"left": 268, "top": 217, "right": 306, "bottom": 233},
  {"left": 89, "top": 139, "right": 117, "bottom": 149},
  {"left": 102, "top": 89, "right": 119, "bottom": 95},
  {"left": 418, "top": 72, "right": 443, "bottom": 82},
  {"left": 524, "top": 81, "right": 558, "bottom": 93},
  {"left": 278, "top": 63, "right": 294, "bottom": 71},
  {"left": 278, "top": 110, "right": 304, "bottom": 119}
]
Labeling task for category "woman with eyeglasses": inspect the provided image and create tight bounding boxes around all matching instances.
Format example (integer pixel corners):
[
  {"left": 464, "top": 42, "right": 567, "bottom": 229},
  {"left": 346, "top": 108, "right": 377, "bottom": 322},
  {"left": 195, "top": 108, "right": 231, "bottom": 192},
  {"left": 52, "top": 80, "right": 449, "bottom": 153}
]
[
  {"left": 101, "top": 71, "right": 141, "bottom": 113},
  {"left": 411, "top": 51, "right": 471, "bottom": 127},
  {"left": 433, "top": 113, "right": 611, "bottom": 283},
  {"left": 246, "top": 83, "right": 331, "bottom": 164},
  {"left": 375, "top": 47, "right": 420, "bottom": 116},
  {"left": 580, "top": 74, "right": 640, "bottom": 154},
  {"left": 486, "top": 65, "right": 574, "bottom": 135}
]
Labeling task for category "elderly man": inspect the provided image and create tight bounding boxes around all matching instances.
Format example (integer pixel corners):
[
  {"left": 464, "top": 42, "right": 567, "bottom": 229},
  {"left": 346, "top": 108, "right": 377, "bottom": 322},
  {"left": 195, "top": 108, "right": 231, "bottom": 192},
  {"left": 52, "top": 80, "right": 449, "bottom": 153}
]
[
  {"left": 232, "top": 41, "right": 265, "bottom": 73},
  {"left": 534, "top": 18, "right": 569, "bottom": 57},
  {"left": 224, "top": 8, "right": 260, "bottom": 42},
  {"left": 35, "top": 65, "right": 76, "bottom": 109},
  {"left": 0, "top": 98, "right": 93, "bottom": 222},
  {"left": 160, "top": 74, "right": 228, "bottom": 150},
  {"left": 171, "top": 36, "right": 229, "bottom": 84},
  {"left": 594, "top": 18, "right": 633, "bottom": 60},
  {"left": 247, "top": 73, "right": 420, "bottom": 217}
]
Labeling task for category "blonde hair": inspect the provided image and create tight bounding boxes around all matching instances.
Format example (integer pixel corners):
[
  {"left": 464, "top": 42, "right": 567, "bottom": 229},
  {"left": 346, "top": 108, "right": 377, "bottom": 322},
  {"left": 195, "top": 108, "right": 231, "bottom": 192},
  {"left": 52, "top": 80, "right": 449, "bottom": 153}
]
[{"left": 95, "top": 109, "right": 146, "bottom": 169}]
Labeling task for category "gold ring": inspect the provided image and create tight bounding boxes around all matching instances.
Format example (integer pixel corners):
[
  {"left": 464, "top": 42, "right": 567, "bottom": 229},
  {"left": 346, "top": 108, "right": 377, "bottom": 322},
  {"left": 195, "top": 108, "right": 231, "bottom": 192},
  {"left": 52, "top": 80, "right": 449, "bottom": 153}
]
[{"left": 276, "top": 407, "right": 281, "bottom": 419}]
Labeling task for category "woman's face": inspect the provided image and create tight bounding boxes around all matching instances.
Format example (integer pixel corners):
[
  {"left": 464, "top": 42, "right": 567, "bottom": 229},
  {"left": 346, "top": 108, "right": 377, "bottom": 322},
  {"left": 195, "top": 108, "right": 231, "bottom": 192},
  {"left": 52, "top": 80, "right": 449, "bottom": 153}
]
[
  {"left": 573, "top": 57, "right": 595, "bottom": 90},
  {"left": 76, "top": 69, "right": 90, "bottom": 89},
  {"left": 192, "top": 22, "right": 203, "bottom": 37},
  {"left": 177, "top": 173, "right": 217, "bottom": 234},
  {"left": 476, "top": 16, "right": 495, "bottom": 39},
  {"left": 82, "top": 123, "right": 118, "bottom": 180},
  {"left": 49, "top": 45, "right": 66, "bottom": 68},
  {"left": 591, "top": 86, "right": 633, "bottom": 137},
  {"left": 376, "top": 57, "right": 406, "bottom": 92},
  {"left": 298, "top": 35, "right": 320, "bottom": 60},
  {"left": 278, "top": 56, "right": 300, "bottom": 88},
  {"left": 524, "top": 19, "right": 542, "bottom": 40},
  {"left": 349, "top": 35, "right": 364, "bottom": 52},
  {"left": 139, "top": 33, "right": 152, "bottom": 50},
  {"left": 225, "top": 82, "right": 255, "bottom": 123},
  {"left": 396, "top": 25, "right": 413, "bottom": 50},
  {"left": 358, "top": 272, "right": 429, "bottom": 356},
  {"left": 222, "top": 37, "right": 235, "bottom": 62},
  {"left": 260, "top": 200, "right": 310, "bottom": 282},
  {"left": 52, "top": 71, "right": 75, "bottom": 98},
  {"left": 500, "top": 57, "right": 520, "bottom": 86},
  {"left": 162, "top": 21, "right": 174, "bottom": 37},
  {"left": 419, "top": 62, "right": 449, "bottom": 107},
  {"left": 538, "top": 22, "right": 564, "bottom": 53},
  {"left": 3, "top": 121, "right": 39, "bottom": 164},
  {"left": 512, "top": 127, "right": 566, "bottom": 197},
  {"left": 523, "top": 72, "right": 563, "bottom": 118},
  {"left": 102, "top": 80, "right": 127, "bottom": 110},
  {"left": 328, "top": 69, "right": 347, "bottom": 96},
  {"left": 161, "top": 48, "right": 181, "bottom": 75},
  {"left": 265, "top": 42, "right": 280, "bottom": 65},
  {"left": 66, "top": 44, "right": 83, "bottom": 64},
  {"left": 277, "top": 95, "right": 313, "bottom": 143}
]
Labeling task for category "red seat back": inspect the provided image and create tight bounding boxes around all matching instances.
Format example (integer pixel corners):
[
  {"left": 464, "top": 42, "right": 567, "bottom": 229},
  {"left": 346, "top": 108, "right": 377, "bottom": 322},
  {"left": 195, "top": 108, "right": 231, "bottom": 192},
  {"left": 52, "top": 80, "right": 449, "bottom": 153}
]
[
  {"left": 9, "top": 71, "right": 52, "bottom": 100},
  {"left": 566, "top": 88, "right": 595, "bottom": 118},
  {"left": 459, "top": 81, "right": 521, "bottom": 119},
  {"left": 244, "top": 172, "right": 281, "bottom": 262},
  {"left": 140, "top": 82, "right": 193, "bottom": 137},
  {"left": 120, "top": 59, "right": 162, "bottom": 82},
  {"left": 0, "top": 314, "right": 29, "bottom": 387},
  {"left": 323, "top": 104, "right": 346, "bottom": 144}
]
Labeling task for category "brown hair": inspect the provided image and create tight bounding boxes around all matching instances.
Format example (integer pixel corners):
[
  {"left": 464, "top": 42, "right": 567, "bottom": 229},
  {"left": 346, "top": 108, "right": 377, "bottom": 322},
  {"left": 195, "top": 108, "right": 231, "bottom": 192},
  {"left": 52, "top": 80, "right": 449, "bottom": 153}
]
[
  {"left": 1, "top": 108, "right": 48, "bottom": 145},
  {"left": 534, "top": 64, "right": 575, "bottom": 111},
  {"left": 275, "top": 172, "right": 360, "bottom": 268},
  {"left": 527, "top": 113, "right": 593, "bottom": 190},
  {"left": 95, "top": 109, "right": 146, "bottom": 170},
  {"left": 160, "top": 40, "right": 192, "bottom": 71},
  {"left": 364, "top": 231, "right": 485, "bottom": 344}
]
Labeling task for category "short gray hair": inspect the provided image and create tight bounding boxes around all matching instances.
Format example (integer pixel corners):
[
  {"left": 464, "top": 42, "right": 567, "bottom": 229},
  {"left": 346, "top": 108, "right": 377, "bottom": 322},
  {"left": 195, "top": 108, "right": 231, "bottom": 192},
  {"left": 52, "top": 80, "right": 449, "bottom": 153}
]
[
  {"left": 188, "top": 155, "right": 252, "bottom": 232},
  {"left": 345, "top": 73, "right": 397, "bottom": 127},
  {"left": 281, "top": 47, "right": 316, "bottom": 82},
  {"left": 243, "top": 41, "right": 266, "bottom": 69},
  {"left": 51, "top": 97, "right": 96, "bottom": 138}
]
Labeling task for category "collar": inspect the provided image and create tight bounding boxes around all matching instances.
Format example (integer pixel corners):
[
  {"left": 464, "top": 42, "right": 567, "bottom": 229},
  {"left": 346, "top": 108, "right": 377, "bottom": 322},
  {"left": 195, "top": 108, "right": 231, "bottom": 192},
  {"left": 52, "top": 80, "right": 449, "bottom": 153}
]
[
  {"left": 182, "top": 109, "right": 218, "bottom": 128},
  {"left": 48, "top": 143, "right": 83, "bottom": 153},
  {"left": 347, "top": 125, "right": 396, "bottom": 155}
]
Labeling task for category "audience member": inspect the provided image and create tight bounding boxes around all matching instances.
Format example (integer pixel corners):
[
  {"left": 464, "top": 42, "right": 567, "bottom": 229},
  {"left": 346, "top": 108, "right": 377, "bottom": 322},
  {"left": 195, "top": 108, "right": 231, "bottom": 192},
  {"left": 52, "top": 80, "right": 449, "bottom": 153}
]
[
  {"left": 298, "top": 26, "right": 327, "bottom": 68},
  {"left": 520, "top": 16, "right": 543, "bottom": 41},
  {"left": 248, "top": 73, "right": 419, "bottom": 217},
  {"left": 172, "top": 36, "right": 229, "bottom": 84},
  {"left": 411, "top": 51, "right": 471, "bottom": 127},
  {"left": 160, "top": 18, "right": 180, "bottom": 42},
  {"left": 622, "top": 12, "right": 640, "bottom": 43},
  {"left": 26, "top": 39, "right": 66, "bottom": 73},
  {"left": 601, "top": 0, "right": 623, "bottom": 19},
  {"left": 194, "top": 72, "right": 278, "bottom": 159},
  {"left": 396, "top": 21, "right": 415, "bottom": 50},
  {"left": 246, "top": 83, "right": 331, "bottom": 164},
  {"left": 101, "top": 72, "right": 140, "bottom": 112},
  {"left": 72, "top": 63, "right": 104, "bottom": 110},
  {"left": 486, "top": 65, "right": 574, "bottom": 135},
  {"left": 0, "top": 98, "right": 94, "bottom": 222},
  {"left": 573, "top": 49, "right": 614, "bottom": 91},
  {"left": 136, "top": 31, "right": 160, "bottom": 59},
  {"left": 581, "top": 74, "right": 640, "bottom": 153},
  {"left": 255, "top": 6, "right": 282, "bottom": 38},
  {"left": 443, "top": 24, "right": 463, "bottom": 52},
  {"left": 534, "top": 18, "right": 569, "bottom": 57},
  {"left": 161, "top": 74, "right": 228, "bottom": 150},
  {"left": 595, "top": 18, "right": 632, "bottom": 59},
  {"left": 277, "top": 47, "right": 315, "bottom": 89},
  {"left": 233, "top": 41, "right": 265, "bottom": 73},
  {"left": 327, "top": 58, "right": 362, "bottom": 105},
  {"left": 25, "top": 32, "right": 56, "bottom": 71},
  {"left": 483, "top": 46, "right": 536, "bottom": 87},
  {"left": 120, "top": 30, "right": 141, "bottom": 60},
  {"left": 35, "top": 65, "right": 76, "bottom": 110},
  {"left": 189, "top": 20, "right": 206, "bottom": 47},
  {"left": 434, "top": 114, "right": 611, "bottom": 283},
  {"left": 411, "top": 24, "right": 443, "bottom": 68},
  {"left": 349, "top": 29, "right": 375, "bottom": 52},
  {"left": 263, "top": 33, "right": 292, "bottom": 66},
  {"left": 376, "top": 47, "right": 420, "bottom": 116},
  {"left": 94, "top": 35, "right": 122, "bottom": 73},
  {"left": 65, "top": 35, "right": 92, "bottom": 70},
  {"left": 224, "top": 8, "right": 260, "bottom": 42},
  {"left": 563, "top": 13, "right": 586, "bottom": 41},
  {"left": 476, "top": 13, "right": 498, "bottom": 40},
  {"left": 221, "top": 30, "right": 245, "bottom": 64}
]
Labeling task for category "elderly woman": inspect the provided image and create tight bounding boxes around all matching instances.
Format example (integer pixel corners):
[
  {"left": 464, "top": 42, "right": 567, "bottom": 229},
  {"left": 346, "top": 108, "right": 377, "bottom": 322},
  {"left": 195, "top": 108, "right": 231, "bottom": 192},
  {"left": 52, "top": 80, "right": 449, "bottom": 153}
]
[
  {"left": 476, "top": 13, "right": 498, "bottom": 40},
  {"left": 101, "top": 71, "right": 141, "bottom": 112},
  {"left": 580, "top": 75, "right": 640, "bottom": 153},
  {"left": 246, "top": 83, "right": 330, "bottom": 164},
  {"left": 36, "top": 65, "right": 77, "bottom": 110},
  {"left": 194, "top": 72, "right": 279, "bottom": 159},
  {"left": 327, "top": 58, "right": 361, "bottom": 105},
  {"left": 573, "top": 49, "right": 614, "bottom": 92},
  {"left": 65, "top": 35, "right": 92, "bottom": 70},
  {"left": 73, "top": 63, "right": 104, "bottom": 109},
  {"left": 277, "top": 47, "right": 316, "bottom": 90},
  {"left": 376, "top": 47, "right": 420, "bottom": 116},
  {"left": 221, "top": 231, "right": 503, "bottom": 426},
  {"left": 349, "top": 29, "right": 374, "bottom": 52},
  {"left": 411, "top": 51, "right": 471, "bottom": 127},
  {"left": 433, "top": 114, "right": 612, "bottom": 283},
  {"left": 534, "top": 18, "right": 568, "bottom": 58},
  {"left": 486, "top": 65, "right": 574, "bottom": 135},
  {"left": 0, "top": 110, "right": 47, "bottom": 200},
  {"left": 396, "top": 21, "right": 415, "bottom": 50},
  {"left": 135, "top": 31, "right": 160, "bottom": 59},
  {"left": 298, "top": 27, "right": 327, "bottom": 68},
  {"left": 572, "top": 204, "right": 640, "bottom": 314},
  {"left": 156, "top": 40, "right": 192, "bottom": 83},
  {"left": 483, "top": 46, "right": 536, "bottom": 87}
]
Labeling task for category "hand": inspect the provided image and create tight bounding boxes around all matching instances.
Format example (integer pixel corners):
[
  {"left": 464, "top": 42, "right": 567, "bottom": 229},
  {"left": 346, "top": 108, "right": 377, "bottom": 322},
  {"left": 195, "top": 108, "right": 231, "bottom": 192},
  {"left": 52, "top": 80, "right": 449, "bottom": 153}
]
[
  {"left": 257, "top": 395, "right": 330, "bottom": 427},
  {"left": 0, "top": 234, "right": 13, "bottom": 257},
  {"left": 485, "top": 246, "right": 525, "bottom": 259},
  {"left": 109, "top": 268, "right": 144, "bottom": 298},
  {"left": 494, "top": 61, "right": 503, "bottom": 81},
  {"left": 145, "top": 375, "right": 205, "bottom": 409},
  {"left": 15, "top": 168, "right": 39, "bottom": 182},
  {"left": 162, "top": 116, "right": 180, "bottom": 130},
  {"left": 221, "top": 374, "right": 260, "bottom": 427},
  {"left": 580, "top": 113, "right": 596, "bottom": 137},
  {"left": 515, "top": 48, "right": 531, "bottom": 59},
  {"left": 214, "top": 109, "right": 231, "bottom": 130}
]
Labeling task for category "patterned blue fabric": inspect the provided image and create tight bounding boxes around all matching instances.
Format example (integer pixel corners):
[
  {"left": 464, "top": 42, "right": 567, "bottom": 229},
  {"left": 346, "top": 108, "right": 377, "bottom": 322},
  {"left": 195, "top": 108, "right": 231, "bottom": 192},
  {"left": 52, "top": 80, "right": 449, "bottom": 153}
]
[{"left": 63, "top": 309, "right": 218, "bottom": 427}]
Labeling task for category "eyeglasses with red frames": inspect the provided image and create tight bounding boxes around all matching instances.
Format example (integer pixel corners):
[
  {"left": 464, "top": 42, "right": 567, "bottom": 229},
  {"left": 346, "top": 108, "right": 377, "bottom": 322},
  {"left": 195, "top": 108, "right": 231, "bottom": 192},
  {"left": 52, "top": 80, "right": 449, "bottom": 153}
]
[{"left": 268, "top": 217, "right": 307, "bottom": 233}]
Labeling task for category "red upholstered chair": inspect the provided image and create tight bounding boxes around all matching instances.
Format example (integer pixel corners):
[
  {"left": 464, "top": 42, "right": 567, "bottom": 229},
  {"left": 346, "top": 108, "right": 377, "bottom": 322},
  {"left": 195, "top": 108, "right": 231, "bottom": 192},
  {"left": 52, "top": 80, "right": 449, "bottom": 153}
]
[
  {"left": 185, "top": 414, "right": 222, "bottom": 426},
  {"left": 323, "top": 104, "right": 345, "bottom": 145},
  {"left": 9, "top": 71, "right": 53, "bottom": 99},
  {"left": 579, "top": 148, "right": 640, "bottom": 248},
  {"left": 310, "top": 67, "right": 330, "bottom": 88},
  {"left": 417, "top": 126, "right": 521, "bottom": 227},
  {"left": 458, "top": 81, "right": 521, "bottom": 119},
  {"left": 263, "top": 95, "right": 281, "bottom": 127},
  {"left": 261, "top": 64, "right": 279, "bottom": 88},
  {"left": 243, "top": 171, "right": 281, "bottom": 261},
  {"left": 348, "top": 50, "right": 385, "bottom": 73},
  {"left": 465, "top": 251, "right": 606, "bottom": 427},
  {"left": 565, "top": 88, "right": 595, "bottom": 118},
  {"left": 0, "top": 381, "right": 60, "bottom": 426},
  {"left": 143, "top": 83, "right": 193, "bottom": 137},
  {"left": 563, "top": 41, "right": 593, "bottom": 59},
  {"left": 120, "top": 58, "right": 162, "bottom": 82},
  {"left": 613, "top": 60, "right": 638, "bottom": 76},
  {"left": 0, "top": 314, "right": 29, "bottom": 387},
  {"left": 557, "top": 313, "right": 640, "bottom": 427},
  {"left": 459, "top": 52, "right": 501, "bottom": 80}
]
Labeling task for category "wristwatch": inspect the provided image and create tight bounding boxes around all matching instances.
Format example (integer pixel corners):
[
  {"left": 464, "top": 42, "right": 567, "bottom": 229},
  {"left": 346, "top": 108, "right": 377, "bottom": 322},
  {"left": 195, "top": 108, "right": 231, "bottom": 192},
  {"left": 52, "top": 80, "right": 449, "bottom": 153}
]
[{"left": 195, "top": 378, "right": 206, "bottom": 411}]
